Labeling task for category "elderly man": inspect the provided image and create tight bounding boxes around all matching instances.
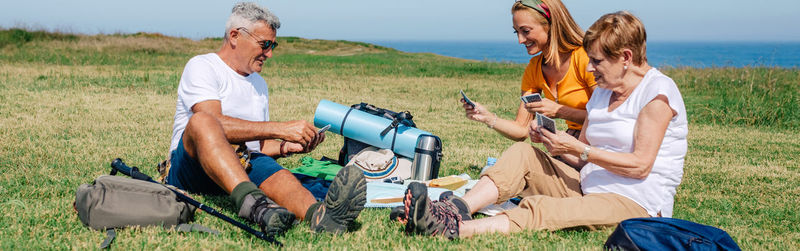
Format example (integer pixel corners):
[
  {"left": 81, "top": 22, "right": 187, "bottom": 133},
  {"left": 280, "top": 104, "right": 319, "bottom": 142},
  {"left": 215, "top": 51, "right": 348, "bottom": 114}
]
[{"left": 164, "top": 2, "right": 366, "bottom": 236}]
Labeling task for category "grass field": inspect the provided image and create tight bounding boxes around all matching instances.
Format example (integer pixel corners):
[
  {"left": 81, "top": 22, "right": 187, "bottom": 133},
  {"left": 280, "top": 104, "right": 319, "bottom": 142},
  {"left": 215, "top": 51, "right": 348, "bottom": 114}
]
[{"left": 1, "top": 28, "right": 799, "bottom": 250}]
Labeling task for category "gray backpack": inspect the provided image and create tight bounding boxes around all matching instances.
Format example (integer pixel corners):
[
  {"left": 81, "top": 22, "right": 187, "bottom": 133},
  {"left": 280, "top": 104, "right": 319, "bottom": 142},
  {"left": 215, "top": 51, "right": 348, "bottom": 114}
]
[
  {"left": 74, "top": 175, "right": 214, "bottom": 248},
  {"left": 75, "top": 175, "right": 196, "bottom": 230}
]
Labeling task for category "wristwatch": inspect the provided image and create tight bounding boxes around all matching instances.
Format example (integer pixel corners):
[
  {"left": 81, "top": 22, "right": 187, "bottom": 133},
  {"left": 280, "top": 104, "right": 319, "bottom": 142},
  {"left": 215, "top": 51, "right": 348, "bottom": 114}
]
[{"left": 580, "top": 145, "right": 591, "bottom": 161}]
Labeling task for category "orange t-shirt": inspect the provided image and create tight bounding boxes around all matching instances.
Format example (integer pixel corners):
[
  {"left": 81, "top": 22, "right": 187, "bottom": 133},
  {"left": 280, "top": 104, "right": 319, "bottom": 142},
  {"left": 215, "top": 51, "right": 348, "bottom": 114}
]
[{"left": 520, "top": 47, "right": 596, "bottom": 130}]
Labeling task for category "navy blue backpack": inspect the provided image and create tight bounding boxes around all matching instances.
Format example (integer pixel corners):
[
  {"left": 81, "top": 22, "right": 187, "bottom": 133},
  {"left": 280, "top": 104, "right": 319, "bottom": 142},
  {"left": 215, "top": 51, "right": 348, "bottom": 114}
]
[{"left": 605, "top": 217, "right": 741, "bottom": 251}]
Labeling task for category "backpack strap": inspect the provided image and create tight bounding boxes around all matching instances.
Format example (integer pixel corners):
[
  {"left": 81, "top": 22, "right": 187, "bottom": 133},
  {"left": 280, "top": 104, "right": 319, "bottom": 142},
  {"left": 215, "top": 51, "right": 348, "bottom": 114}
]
[
  {"left": 391, "top": 127, "right": 399, "bottom": 153},
  {"left": 99, "top": 229, "right": 116, "bottom": 249},
  {"left": 176, "top": 223, "right": 220, "bottom": 235},
  {"left": 338, "top": 104, "right": 366, "bottom": 164},
  {"left": 339, "top": 106, "right": 357, "bottom": 135},
  {"left": 380, "top": 111, "right": 412, "bottom": 153}
]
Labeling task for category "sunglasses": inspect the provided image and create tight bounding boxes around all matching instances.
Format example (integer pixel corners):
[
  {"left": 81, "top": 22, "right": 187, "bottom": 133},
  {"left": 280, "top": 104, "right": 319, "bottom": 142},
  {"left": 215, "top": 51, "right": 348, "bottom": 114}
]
[{"left": 237, "top": 27, "right": 278, "bottom": 51}]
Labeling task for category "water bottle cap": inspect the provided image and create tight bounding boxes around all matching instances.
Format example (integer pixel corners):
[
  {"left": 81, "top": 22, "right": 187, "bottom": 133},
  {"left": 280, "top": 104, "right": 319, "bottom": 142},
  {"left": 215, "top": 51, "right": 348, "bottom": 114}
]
[{"left": 486, "top": 157, "right": 497, "bottom": 166}]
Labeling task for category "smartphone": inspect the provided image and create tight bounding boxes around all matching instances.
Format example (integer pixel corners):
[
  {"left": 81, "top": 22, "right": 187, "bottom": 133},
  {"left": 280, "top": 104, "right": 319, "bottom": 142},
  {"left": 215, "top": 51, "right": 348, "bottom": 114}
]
[
  {"left": 536, "top": 113, "right": 556, "bottom": 134},
  {"left": 460, "top": 90, "right": 475, "bottom": 108},
  {"left": 317, "top": 124, "right": 331, "bottom": 134},
  {"left": 521, "top": 93, "right": 542, "bottom": 103}
]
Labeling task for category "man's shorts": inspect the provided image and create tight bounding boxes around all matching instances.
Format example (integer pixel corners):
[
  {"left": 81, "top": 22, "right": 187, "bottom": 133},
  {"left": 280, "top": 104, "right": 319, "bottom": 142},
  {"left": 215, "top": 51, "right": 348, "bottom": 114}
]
[{"left": 165, "top": 137, "right": 284, "bottom": 195}]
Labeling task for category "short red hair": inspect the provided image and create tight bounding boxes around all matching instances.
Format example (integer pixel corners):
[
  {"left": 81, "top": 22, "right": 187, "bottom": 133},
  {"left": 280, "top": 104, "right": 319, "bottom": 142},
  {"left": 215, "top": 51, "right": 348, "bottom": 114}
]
[{"left": 583, "top": 11, "right": 648, "bottom": 65}]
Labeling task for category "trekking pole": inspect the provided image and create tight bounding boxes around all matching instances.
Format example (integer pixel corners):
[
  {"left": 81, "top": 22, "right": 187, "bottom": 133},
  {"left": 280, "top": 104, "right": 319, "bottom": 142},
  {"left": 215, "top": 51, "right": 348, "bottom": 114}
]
[{"left": 110, "top": 158, "right": 282, "bottom": 247}]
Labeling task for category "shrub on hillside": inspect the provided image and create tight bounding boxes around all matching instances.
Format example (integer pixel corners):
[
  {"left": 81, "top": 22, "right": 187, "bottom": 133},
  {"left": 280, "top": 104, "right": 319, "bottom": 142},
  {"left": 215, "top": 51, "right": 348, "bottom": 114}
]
[{"left": 0, "top": 28, "right": 78, "bottom": 48}]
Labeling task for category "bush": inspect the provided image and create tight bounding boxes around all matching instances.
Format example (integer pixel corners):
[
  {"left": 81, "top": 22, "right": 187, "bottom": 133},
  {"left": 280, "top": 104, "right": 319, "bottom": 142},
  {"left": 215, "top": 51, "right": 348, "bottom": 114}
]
[{"left": 0, "top": 28, "right": 78, "bottom": 48}]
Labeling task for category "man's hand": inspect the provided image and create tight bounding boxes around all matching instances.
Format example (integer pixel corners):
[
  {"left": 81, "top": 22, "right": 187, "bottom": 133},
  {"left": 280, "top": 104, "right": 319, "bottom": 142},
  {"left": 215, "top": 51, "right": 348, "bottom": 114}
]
[
  {"left": 278, "top": 120, "right": 317, "bottom": 147},
  {"left": 524, "top": 98, "right": 561, "bottom": 118},
  {"left": 282, "top": 131, "right": 326, "bottom": 155}
]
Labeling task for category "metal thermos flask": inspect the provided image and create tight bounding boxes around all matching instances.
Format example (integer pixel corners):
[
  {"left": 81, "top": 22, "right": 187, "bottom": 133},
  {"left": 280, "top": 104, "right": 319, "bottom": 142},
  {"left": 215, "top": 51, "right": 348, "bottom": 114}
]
[{"left": 411, "top": 135, "right": 441, "bottom": 181}]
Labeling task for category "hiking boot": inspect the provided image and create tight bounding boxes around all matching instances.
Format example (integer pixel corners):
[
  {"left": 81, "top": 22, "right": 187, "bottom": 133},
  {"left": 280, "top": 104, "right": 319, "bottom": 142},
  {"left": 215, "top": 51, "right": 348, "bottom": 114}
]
[
  {"left": 438, "top": 191, "right": 472, "bottom": 221},
  {"left": 310, "top": 165, "right": 367, "bottom": 234},
  {"left": 391, "top": 191, "right": 471, "bottom": 223},
  {"left": 403, "top": 182, "right": 462, "bottom": 240},
  {"left": 390, "top": 205, "right": 407, "bottom": 223},
  {"left": 239, "top": 194, "right": 296, "bottom": 236}
]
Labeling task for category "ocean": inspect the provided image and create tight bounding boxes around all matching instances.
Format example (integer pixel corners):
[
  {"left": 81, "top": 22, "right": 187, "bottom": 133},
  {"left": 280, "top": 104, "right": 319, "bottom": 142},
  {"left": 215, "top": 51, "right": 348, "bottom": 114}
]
[{"left": 365, "top": 40, "right": 800, "bottom": 68}]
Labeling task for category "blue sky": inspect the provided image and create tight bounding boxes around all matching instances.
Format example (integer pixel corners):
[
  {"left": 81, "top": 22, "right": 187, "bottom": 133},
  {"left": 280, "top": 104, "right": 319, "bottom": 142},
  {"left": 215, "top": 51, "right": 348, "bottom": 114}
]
[{"left": 2, "top": 0, "right": 799, "bottom": 42}]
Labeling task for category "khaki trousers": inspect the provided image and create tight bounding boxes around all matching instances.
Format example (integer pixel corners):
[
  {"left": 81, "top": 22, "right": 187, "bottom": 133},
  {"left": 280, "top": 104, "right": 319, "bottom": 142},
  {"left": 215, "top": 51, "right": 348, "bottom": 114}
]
[{"left": 482, "top": 142, "right": 649, "bottom": 232}]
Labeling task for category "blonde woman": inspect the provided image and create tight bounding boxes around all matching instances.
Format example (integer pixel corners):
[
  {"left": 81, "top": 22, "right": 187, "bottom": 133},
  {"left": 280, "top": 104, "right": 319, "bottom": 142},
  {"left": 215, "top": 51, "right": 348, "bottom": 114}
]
[{"left": 463, "top": 0, "right": 596, "bottom": 140}]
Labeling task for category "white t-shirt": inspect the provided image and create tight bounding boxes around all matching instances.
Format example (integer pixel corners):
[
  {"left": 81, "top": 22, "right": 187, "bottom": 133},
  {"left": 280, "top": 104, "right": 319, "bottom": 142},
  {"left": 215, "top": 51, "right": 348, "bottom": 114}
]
[
  {"left": 580, "top": 68, "right": 688, "bottom": 217},
  {"left": 169, "top": 53, "right": 270, "bottom": 152}
]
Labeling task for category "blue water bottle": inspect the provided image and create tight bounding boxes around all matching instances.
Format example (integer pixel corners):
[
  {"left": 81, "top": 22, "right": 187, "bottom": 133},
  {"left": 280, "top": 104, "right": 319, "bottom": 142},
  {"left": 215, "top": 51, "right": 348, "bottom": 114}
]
[{"left": 480, "top": 157, "right": 497, "bottom": 175}]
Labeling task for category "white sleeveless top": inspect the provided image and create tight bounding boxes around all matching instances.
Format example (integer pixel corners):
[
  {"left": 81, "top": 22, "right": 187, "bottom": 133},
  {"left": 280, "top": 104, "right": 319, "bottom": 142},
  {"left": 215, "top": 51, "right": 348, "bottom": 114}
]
[{"left": 580, "top": 68, "right": 688, "bottom": 217}]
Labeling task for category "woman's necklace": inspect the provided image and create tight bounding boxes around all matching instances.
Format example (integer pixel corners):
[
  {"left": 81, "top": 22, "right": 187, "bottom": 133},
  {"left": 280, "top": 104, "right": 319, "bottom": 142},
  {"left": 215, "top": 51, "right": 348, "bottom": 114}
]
[
  {"left": 542, "top": 64, "right": 559, "bottom": 104},
  {"left": 543, "top": 52, "right": 572, "bottom": 104},
  {"left": 553, "top": 81, "right": 558, "bottom": 103}
]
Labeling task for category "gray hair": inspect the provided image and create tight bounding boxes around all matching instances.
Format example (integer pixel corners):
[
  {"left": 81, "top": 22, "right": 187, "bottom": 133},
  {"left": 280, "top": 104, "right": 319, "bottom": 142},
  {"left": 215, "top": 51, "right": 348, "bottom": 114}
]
[{"left": 224, "top": 2, "right": 281, "bottom": 39}]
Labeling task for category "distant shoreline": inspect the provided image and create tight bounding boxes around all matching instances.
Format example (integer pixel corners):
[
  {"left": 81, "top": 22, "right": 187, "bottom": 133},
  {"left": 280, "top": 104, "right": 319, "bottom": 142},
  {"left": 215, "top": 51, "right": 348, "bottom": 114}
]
[{"left": 364, "top": 40, "right": 800, "bottom": 68}]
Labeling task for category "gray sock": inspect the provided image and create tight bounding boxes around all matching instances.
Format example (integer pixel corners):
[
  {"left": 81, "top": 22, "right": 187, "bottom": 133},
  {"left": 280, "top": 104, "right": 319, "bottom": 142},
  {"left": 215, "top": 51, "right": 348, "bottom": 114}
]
[
  {"left": 231, "top": 181, "right": 265, "bottom": 211},
  {"left": 304, "top": 201, "right": 322, "bottom": 223}
]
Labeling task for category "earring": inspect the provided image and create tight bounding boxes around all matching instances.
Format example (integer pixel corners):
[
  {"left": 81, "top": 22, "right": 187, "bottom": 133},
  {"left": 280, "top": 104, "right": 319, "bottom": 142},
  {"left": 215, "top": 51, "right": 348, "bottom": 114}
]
[{"left": 623, "top": 65, "right": 628, "bottom": 70}]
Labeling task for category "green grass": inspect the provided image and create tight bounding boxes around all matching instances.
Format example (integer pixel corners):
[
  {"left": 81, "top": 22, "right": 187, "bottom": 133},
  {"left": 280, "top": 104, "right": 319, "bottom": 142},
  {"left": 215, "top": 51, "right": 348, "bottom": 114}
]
[
  {"left": 1, "top": 28, "right": 798, "bottom": 249},
  {"left": 669, "top": 67, "right": 800, "bottom": 128}
]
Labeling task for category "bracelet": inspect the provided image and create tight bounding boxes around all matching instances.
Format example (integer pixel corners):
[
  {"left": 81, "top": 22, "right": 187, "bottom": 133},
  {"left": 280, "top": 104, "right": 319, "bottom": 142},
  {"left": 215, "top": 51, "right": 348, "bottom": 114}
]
[
  {"left": 279, "top": 141, "right": 288, "bottom": 158},
  {"left": 580, "top": 145, "right": 591, "bottom": 161},
  {"left": 487, "top": 113, "right": 498, "bottom": 129}
]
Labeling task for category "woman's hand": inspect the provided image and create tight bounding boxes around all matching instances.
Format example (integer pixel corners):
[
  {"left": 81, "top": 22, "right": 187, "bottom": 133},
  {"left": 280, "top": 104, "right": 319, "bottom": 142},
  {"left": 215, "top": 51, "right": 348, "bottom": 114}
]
[
  {"left": 539, "top": 127, "right": 582, "bottom": 156},
  {"left": 462, "top": 99, "right": 493, "bottom": 125},
  {"left": 524, "top": 98, "right": 562, "bottom": 118},
  {"left": 528, "top": 121, "right": 544, "bottom": 143}
]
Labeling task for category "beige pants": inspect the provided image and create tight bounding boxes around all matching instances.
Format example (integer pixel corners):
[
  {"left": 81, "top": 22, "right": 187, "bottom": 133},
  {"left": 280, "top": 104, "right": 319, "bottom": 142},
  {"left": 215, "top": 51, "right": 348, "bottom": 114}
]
[{"left": 482, "top": 142, "right": 649, "bottom": 232}]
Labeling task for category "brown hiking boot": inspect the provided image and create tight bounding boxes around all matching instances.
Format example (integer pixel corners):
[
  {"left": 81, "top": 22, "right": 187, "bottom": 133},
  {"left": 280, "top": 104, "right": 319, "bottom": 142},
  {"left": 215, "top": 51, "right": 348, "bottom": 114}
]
[
  {"left": 403, "top": 182, "right": 462, "bottom": 240},
  {"left": 390, "top": 191, "right": 471, "bottom": 223}
]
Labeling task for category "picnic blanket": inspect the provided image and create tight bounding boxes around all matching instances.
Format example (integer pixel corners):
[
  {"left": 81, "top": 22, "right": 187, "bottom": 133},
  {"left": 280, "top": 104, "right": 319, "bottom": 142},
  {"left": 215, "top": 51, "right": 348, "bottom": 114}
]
[{"left": 365, "top": 182, "right": 464, "bottom": 208}]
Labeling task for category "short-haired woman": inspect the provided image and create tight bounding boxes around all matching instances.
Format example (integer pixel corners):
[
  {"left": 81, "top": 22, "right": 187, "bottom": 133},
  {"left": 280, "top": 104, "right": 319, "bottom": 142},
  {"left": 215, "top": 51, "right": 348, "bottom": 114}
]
[{"left": 405, "top": 11, "right": 689, "bottom": 239}]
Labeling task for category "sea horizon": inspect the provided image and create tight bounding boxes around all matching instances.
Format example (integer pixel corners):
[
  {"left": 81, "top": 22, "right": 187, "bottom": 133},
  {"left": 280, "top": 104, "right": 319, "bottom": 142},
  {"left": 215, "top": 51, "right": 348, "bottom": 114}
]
[{"left": 363, "top": 40, "right": 800, "bottom": 69}]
